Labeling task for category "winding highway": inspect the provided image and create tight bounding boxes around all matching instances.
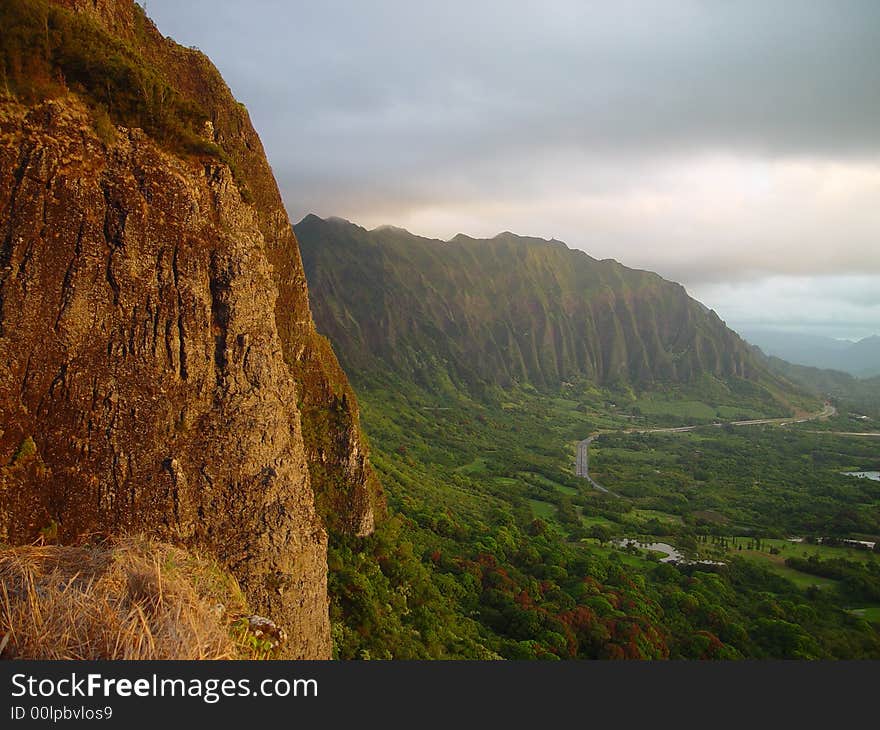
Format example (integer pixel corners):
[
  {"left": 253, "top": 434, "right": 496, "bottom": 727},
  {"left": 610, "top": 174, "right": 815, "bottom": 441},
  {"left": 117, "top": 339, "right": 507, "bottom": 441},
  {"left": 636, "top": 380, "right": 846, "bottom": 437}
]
[
  {"left": 575, "top": 434, "right": 619, "bottom": 496},
  {"left": 575, "top": 403, "right": 839, "bottom": 495}
]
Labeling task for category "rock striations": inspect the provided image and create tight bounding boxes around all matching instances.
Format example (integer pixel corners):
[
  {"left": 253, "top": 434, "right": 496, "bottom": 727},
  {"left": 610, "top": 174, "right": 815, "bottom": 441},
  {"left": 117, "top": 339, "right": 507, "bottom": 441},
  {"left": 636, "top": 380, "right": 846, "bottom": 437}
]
[
  {"left": 296, "top": 215, "right": 765, "bottom": 394},
  {"left": 0, "top": 0, "right": 381, "bottom": 658}
]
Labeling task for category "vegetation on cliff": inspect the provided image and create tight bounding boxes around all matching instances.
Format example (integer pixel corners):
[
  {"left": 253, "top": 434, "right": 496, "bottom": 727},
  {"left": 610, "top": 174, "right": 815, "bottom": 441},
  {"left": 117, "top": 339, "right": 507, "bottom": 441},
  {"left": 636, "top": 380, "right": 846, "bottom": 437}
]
[
  {"left": 296, "top": 214, "right": 801, "bottom": 408},
  {"left": 0, "top": 0, "right": 223, "bottom": 163},
  {"left": 0, "top": 537, "right": 284, "bottom": 660}
]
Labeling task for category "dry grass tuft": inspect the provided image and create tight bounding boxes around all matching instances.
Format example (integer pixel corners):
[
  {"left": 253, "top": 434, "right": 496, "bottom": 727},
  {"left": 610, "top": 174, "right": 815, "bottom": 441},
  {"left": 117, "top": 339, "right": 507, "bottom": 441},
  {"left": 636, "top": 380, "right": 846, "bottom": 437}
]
[{"left": 0, "top": 536, "right": 258, "bottom": 660}]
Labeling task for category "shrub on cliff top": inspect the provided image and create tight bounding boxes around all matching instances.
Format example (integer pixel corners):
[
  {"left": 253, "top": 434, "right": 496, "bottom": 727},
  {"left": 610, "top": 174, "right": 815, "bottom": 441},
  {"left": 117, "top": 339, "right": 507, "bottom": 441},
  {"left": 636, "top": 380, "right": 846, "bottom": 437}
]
[{"left": 0, "top": 0, "right": 216, "bottom": 159}]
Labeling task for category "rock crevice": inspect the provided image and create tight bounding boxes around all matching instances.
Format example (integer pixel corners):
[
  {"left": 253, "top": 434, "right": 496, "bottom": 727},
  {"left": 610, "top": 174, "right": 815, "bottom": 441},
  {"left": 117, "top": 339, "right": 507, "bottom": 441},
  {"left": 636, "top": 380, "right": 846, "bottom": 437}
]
[
  {"left": 0, "top": 96, "right": 315, "bottom": 657},
  {"left": 0, "top": 0, "right": 384, "bottom": 658}
]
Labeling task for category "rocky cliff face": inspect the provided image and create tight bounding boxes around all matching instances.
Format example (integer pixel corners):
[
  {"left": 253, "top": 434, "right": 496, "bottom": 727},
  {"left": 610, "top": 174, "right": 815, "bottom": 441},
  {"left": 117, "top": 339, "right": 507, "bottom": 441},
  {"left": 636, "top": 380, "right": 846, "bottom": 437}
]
[{"left": 0, "top": 0, "right": 381, "bottom": 657}]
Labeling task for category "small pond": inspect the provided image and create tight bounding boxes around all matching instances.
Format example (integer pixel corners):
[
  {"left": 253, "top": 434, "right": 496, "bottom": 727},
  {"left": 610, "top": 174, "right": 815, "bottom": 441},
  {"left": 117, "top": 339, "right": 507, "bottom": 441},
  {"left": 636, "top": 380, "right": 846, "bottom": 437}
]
[{"left": 615, "top": 539, "right": 684, "bottom": 563}]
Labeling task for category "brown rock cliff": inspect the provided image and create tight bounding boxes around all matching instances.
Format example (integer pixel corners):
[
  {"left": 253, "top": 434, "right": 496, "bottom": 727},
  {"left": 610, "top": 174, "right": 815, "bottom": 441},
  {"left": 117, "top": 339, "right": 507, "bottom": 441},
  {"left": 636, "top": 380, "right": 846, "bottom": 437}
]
[{"left": 0, "top": 0, "right": 383, "bottom": 656}]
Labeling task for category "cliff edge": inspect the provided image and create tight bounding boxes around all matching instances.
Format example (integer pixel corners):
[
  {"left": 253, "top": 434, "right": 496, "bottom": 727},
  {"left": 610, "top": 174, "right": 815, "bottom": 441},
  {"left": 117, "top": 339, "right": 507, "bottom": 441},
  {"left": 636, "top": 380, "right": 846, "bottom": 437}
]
[{"left": 0, "top": 0, "right": 382, "bottom": 657}]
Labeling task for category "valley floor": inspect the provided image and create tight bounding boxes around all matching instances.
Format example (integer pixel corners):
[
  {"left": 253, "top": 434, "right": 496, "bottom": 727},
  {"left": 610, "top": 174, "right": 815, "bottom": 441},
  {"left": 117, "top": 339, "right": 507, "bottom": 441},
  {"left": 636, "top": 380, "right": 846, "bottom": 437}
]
[{"left": 327, "top": 374, "right": 880, "bottom": 660}]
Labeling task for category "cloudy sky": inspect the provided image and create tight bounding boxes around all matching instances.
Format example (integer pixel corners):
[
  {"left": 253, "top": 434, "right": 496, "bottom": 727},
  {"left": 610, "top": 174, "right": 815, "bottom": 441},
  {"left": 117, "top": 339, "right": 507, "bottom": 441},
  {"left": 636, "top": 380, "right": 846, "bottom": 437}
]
[{"left": 147, "top": 0, "right": 880, "bottom": 341}]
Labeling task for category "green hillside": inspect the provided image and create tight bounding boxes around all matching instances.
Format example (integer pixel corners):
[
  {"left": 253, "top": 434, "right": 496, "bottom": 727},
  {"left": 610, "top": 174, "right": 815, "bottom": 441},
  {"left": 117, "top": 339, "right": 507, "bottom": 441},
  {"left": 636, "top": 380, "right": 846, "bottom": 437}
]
[
  {"left": 757, "top": 351, "right": 880, "bottom": 422},
  {"left": 296, "top": 214, "right": 804, "bottom": 414},
  {"left": 296, "top": 214, "right": 880, "bottom": 660},
  {"left": 326, "top": 373, "right": 880, "bottom": 659}
]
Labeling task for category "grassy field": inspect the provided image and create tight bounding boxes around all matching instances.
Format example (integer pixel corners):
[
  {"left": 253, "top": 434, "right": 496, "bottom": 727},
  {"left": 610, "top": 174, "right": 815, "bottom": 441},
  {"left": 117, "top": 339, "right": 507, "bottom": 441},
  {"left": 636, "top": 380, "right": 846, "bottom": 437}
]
[
  {"left": 631, "top": 393, "right": 773, "bottom": 423},
  {"left": 850, "top": 607, "right": 880, "bottom": 623},
  {"left": 456, "top": 457, "right": 490, "bottom": 475},
  {"left": 686, "top": 537, "right": 880, "bottom": 591},
  {"left": 528, "top": 499, "right": 557, "bottom": 520},
  {"left": 756, "top": 561, "right": 839, "bottom": 590},
  {"left": 580, "top": 514, "right": 618, "bottom": 528},
  {"left": 521, "top": 471, "right": 579, "bottom": 495},
  {"left": 631, "top": 509, "right": 684, "bottom": 525},
  {"left": 633, "top": 398, "right": 718, "bottom": 420},
  {"left": 695, "top": 537, "right": 880, "bottom": 564}
]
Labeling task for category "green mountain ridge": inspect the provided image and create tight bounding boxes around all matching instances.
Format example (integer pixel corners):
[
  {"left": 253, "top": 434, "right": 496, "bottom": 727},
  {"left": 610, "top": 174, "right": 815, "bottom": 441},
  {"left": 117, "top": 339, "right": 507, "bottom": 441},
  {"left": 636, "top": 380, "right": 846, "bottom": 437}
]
[
  {"left": 756, "top": 352, "right": 880, "bottom": 420},
  {"left": 296, "top": 215, "right": 878, "bottom": 660},
  {"left": 296, "top": 214, "right": 800, "bottom": 411}
]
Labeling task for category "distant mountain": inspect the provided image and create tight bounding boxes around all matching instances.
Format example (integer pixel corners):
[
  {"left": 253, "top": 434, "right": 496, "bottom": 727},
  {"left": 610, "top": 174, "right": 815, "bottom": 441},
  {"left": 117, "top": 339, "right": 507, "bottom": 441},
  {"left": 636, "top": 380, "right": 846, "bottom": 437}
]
[
  {"left": 850, "top": 336, "right": 880, "bottom": 377},
  {"left": 739, "top": 329, "right": 880, "bottom": 377},
  {"left": 754, "top": 353, "right": 880, "bottom": 419},
  {"left": 296, "top": 215, "right": 798, "bottom": 406}
]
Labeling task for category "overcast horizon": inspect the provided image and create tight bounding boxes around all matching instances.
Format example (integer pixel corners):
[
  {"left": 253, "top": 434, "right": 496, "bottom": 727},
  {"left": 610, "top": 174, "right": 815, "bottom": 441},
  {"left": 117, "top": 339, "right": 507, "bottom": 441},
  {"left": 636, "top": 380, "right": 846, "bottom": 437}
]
[{"left": 147, "top": 1, "right": 880, "bottom": 341}]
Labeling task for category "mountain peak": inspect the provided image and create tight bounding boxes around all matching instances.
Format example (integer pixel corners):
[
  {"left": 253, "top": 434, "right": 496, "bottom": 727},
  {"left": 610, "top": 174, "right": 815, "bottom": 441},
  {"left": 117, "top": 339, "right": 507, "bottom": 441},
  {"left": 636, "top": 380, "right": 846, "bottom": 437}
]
[
  {"left": 296, "top": 216, "right": 787, "bottom": 393},
  {"left": 297, "top": 213, "right": 352, "bottom": 225},
  {"left": 371, "top": 223, "right": 414, "bottom": 235},
  {"left": 297, "top": 212, "right": 324, "bottom": 225}
]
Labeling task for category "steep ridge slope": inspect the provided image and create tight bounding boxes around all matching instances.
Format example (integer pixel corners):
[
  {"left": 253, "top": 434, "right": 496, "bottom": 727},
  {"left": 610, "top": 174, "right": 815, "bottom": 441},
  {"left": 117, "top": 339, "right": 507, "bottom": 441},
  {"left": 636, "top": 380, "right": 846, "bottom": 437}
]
[
  {"left": 753, "top": 350, "right": 880, "bottom": 420},
  {"left": 0, "top": 0, "right": 381, "bottom": 656},
  {"left": 297, "top": 215, "right": 783, "bottom": 399}
]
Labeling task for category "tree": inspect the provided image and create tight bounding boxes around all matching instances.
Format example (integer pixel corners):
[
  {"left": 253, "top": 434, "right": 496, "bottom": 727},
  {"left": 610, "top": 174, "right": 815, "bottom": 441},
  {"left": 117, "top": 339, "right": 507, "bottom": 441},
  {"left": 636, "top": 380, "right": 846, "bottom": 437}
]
[{"left": 557, "top": 497, "right": 580, "bottom": 526}]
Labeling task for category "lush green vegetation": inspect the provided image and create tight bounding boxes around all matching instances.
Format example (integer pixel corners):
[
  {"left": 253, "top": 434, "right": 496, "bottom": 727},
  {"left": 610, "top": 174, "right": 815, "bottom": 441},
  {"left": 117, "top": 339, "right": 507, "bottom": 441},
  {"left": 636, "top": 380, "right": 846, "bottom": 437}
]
[
  {"left": 0, "top": 0, "right": 224, "bottom": 158},
  {"left": 296, "top": 214, "right": 810, "bottom": 410},
  {"left": 326, "top": 373, "right": 880, "bottom": 659},
  {"left": 764, "top": 355, "right": 880, "bottom": 422},
  {"left": 296, "top": 207, "right": 880, "bottom": 659},
  {"left": 590, "top": 427, "right": 880, "bottom": 535}
]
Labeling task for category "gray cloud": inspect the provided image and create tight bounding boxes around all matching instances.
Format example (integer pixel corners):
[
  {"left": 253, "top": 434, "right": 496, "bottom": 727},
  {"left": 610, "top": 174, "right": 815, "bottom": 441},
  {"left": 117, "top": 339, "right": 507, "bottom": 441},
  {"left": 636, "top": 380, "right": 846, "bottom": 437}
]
[
  {"left": 692, "top": 275, "right": 880, "bottom": 341},
  {"left": 148, "top": 1, "right": 880, "bottom": 195},
  {"left": 146, "top": 0, "right": 880, "bottom": 337}
]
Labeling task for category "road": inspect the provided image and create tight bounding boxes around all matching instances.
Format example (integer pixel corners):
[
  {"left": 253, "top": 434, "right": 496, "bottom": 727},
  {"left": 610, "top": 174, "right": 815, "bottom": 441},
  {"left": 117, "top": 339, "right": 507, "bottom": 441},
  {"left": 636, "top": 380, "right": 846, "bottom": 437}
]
[
  {"left": 625, "top": 403, "right": 837, "bottom": 436},
  {"left": 797, "top": 430, "right": 880, "bottom": 437},
  {"left": 575, "top": 435, "right": 619, "bottom": 496},
  {"left": 575, "top": 403, "right": 839, "bottom": 495}
]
